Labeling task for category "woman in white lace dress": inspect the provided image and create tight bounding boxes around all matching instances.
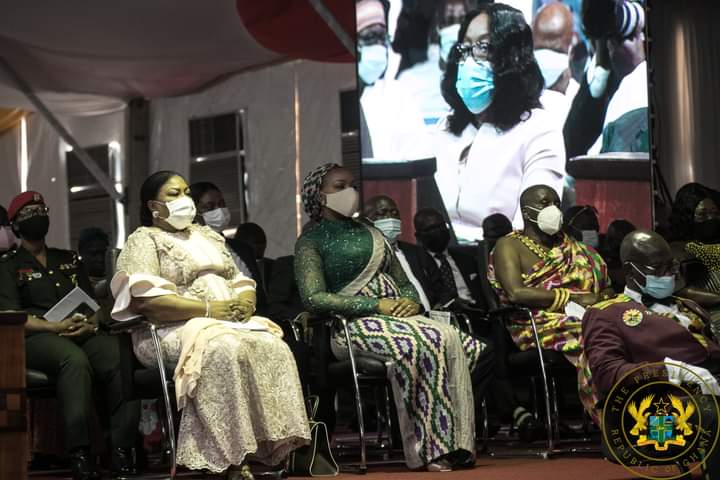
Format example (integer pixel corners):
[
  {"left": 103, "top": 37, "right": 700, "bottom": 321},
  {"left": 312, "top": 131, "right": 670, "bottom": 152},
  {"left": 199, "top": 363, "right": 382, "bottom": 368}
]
[{"left": 110, "top": 171, "right": 310, "bottom": 477}]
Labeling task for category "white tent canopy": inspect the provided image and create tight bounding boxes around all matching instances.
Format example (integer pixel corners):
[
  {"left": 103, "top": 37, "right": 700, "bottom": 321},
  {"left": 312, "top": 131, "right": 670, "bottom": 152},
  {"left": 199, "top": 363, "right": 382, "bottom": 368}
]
[
  {"left": 0, "top": 0, "right": 357, "bottom": 256},
  {"left": 0, "top": 0, "right": 284, "bottom": 109}
]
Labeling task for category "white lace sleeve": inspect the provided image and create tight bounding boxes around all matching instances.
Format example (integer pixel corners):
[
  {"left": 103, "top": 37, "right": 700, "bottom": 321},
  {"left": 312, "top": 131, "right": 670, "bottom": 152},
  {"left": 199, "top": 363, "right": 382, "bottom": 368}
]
[{"left": 111, "top": 228, "right": 178, "bottom": 321}]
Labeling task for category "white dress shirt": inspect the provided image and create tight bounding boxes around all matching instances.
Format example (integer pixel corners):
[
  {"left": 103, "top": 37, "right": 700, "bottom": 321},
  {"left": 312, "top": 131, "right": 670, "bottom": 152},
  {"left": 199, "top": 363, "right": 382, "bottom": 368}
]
[
  {"left": 361, "top": 78, "right": 434, "bottom": 162},
  {"left": 393, "top": 245, "right": 431, "bottom": 311},
  {"left": 623, "top": 286, "right": 694, "bottom": 330}
]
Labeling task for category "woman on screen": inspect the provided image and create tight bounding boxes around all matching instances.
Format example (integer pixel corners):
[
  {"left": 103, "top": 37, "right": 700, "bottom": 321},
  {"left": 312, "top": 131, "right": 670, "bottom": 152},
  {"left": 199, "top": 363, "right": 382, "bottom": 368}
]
[{"left": 436, "top": 3, "right": 566, "bottom": 243}]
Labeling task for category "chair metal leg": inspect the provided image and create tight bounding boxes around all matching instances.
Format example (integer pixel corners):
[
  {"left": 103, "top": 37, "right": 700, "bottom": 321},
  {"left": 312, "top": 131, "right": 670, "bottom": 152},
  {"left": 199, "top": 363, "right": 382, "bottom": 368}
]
[
  {"left": 525, "top": 309, "right": 555, "bottom": 457},
  {"left": 457, "top": 312, "right": 474, "bottom": 336},
  {"left": 341, "top": 317, "right": 368, "bottom": 473},
  {"left": 550, "top": 377, "right": 561, "bottom": 443},
  {"left": 384, "top": 382, "right": 394, "bottom": 451},
  {"left": 530, "top": 377, "right": 539, "bottom": 423},
  {"left": 150, "top": 324, "right": 177, "bottom": 479},
  {"left": 479, "top": 397, "right": 489, "bottom": 454},
  {"left": 374, "top": 387, "right": 383, "bottom": 445}
]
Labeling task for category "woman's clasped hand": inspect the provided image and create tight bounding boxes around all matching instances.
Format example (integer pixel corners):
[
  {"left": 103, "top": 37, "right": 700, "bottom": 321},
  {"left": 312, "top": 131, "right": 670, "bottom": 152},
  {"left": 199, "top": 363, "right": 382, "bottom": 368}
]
[
  {"left": 378, "top": 297, "right": 421, "bottom": 317},
  {"left": 209, "top": 299, "right": 253, "bottom": 322}
]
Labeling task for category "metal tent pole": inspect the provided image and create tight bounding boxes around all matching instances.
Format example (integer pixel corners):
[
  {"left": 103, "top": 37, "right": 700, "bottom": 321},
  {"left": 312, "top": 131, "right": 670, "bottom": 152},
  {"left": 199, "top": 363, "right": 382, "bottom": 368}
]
[
  {"left": 308, "top": 0, "right": 357, "bottom": 58},
  {"left": 0, "top": 57, "right": 122, "bottom": 201}
]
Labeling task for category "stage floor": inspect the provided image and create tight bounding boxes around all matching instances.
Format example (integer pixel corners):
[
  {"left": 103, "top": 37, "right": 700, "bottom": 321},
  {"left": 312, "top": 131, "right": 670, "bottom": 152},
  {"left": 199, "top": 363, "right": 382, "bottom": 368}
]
[{"left": 28, "top": 455, "right": 700, "bottom": 480}]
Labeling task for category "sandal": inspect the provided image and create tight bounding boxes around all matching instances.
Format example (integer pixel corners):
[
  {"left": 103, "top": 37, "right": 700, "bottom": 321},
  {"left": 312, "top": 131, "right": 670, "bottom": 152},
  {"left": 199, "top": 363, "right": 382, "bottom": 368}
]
[{"left": 426, "top": 458, "right": 453, "bottom": 472}]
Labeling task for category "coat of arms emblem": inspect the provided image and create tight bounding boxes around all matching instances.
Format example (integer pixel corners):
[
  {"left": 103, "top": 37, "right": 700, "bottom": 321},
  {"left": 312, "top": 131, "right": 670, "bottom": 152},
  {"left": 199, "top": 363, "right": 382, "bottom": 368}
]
[{"left": 627, "top": 394, "right": 695, "bottom": 451}]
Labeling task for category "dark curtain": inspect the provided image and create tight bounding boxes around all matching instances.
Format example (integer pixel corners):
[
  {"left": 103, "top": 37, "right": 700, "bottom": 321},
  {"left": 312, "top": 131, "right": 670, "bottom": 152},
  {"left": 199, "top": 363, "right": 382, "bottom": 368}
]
[{"left": 649, "top": 0, "right": 720, "bottom": 198}]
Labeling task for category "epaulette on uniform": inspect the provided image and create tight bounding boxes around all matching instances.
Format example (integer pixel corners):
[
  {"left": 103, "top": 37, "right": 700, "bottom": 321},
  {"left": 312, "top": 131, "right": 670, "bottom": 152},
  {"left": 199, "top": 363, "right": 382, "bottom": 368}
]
[
  {"left": 0, "top": 249, "right": 17, "bottom": 262},
  {"left": 592, "top": 294, "right": 632, "bottom": 310},
  {"left": 48, "top": 247, "right": 78, "bottom": 261}
]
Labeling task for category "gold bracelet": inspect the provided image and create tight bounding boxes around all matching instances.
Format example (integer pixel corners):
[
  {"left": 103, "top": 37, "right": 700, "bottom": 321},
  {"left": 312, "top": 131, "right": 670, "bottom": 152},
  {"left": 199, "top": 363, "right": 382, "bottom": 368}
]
[
  {"left": 549, "top": 289, "right": 561, "bottom": 312},
  {"left": 559, "top": 288, "right": 570, "bottom": 311}
]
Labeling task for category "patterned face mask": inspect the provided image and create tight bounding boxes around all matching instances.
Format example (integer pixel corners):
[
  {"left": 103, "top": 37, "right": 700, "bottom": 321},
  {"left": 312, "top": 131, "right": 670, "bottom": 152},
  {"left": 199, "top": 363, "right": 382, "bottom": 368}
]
[{"left": 301, "top": 163, "right": 340, "bottom": 222}]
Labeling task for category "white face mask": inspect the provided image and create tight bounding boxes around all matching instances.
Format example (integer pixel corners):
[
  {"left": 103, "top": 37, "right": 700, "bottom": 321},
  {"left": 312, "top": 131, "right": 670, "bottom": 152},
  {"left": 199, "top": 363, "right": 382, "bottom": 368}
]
[
  {"left": 0, "top": 226, "right": 16, "bottom": 252},
  {"left": 534, "top": 48, "right": 569, "bottom": 88},
  {"left": 154, "top": 196, "right": 196, "bottom": 230},
  {"left": 374, "top": 218, "right": 402, "bottom": 243},
  {"left": 202, "top": 207, "right": 231, "bottom": 232},
  {"left": 439, "top": 24, "right": 461, "bottom": 64},
  {"left": 581, "top": 230, "right": 600, "bottom": 249},
  {"left": 526, "top": 205, "right": 563, "bottom": 235},
  {"left": 324, "top": 187, "right": 359, "bottom": 218}
]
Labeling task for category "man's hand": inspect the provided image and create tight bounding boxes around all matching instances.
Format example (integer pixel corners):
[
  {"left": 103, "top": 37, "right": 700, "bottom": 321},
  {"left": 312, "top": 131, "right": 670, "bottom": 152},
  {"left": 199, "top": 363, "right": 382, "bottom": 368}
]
[
  {"left": 572, "top": 292, "right": 600, "bottom": 307},
  {"left": 57, "top": 313, "right": 97, "bottom": 337}
]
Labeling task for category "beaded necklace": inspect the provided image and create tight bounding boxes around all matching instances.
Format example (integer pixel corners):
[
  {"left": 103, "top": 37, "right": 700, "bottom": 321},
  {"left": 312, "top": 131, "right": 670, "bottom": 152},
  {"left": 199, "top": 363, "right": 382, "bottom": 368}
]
[{"left": 512, "top": 231, "right": 554, "bottom": 261}]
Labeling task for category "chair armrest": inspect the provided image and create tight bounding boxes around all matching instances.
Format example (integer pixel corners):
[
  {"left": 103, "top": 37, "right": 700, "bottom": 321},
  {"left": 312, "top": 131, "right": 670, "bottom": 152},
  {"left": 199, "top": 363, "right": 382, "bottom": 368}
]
[
  {"left": 107, "top": 316, "right": 148, "bottom": 334},
  {"left": 489, "top": 305, "right": 532, "bottom": 319}
]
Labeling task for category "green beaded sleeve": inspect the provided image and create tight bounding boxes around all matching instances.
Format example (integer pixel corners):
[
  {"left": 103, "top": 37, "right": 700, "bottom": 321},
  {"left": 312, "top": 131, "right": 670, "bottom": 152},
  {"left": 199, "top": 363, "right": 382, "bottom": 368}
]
[{"left": 294, "top": 234, "right": 380, "bottom": 316}]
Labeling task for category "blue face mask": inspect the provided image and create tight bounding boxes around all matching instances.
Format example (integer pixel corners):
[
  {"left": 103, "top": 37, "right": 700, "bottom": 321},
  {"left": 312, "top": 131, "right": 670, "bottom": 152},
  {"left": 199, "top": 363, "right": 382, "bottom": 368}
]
[
  {"left": 439, "top": 24, "right": 460, "bottom": 64},
  {"left": 373, "top": 218, "right": 402, "bottom": 243},
  {"left": 631, "top": 263, "right": 676, "bottom": 299},
  {"left": 358, "top": 44, "right": 388, "bottom": 85},
  {"left": 455, "top": 57, "right": 494, "bottom": 114}
]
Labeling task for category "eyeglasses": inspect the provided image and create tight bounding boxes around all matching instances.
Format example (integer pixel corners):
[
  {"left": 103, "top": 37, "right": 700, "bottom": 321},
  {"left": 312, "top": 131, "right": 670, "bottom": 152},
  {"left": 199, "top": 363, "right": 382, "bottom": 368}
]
[
  {"left": 455, "top": 40, "right": 492, "bottom": 61},
  {"left": 357, "top": 30, "right": 389, "bottom": 48},
  {"left": 416, "top": 223, "right": 450, "bottom": 235},
  {"left": 630, "top": 259, "right": 680, "bottom": 277},
  {"left": 15, "top": 204, "right": 49, "bottom": 222}
]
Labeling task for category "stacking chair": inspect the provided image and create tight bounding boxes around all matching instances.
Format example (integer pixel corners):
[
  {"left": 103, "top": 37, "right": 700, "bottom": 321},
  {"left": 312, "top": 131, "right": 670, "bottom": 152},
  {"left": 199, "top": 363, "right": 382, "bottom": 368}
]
[
  {"left": 300, "top": 313, "right": 396, "bottom": 474},
  {"left": 108, "top": 248, "right": 289, "bottom": 480},
  {"left": 476, "top": 240, "right": 590, "bottom": 458},
  {"left": 300, "top": 311, "right": 490, "bottom": 473}
]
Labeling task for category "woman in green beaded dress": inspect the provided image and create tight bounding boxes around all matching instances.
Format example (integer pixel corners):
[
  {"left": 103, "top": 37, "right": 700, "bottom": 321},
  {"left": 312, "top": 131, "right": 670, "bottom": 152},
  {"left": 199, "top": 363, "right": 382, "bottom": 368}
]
[{"left": 294, "top": 164, "right": 489, "bottom": 471}]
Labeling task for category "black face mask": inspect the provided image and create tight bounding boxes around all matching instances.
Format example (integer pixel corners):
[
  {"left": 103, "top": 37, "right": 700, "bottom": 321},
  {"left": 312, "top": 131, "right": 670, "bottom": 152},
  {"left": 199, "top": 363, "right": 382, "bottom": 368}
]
[
  {"left": 693, "top": 219, "right": 720, "bottom": 244},
  {"left": 418, "top": 229, "right": 451, "bottom": 253},
  {"left": 16, "top": 215, "right": 49, "bottom": 241}
]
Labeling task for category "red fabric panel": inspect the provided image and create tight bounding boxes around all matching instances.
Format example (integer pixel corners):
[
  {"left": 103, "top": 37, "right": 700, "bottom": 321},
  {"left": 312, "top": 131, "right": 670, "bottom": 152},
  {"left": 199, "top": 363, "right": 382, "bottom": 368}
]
[
  {"left": 574, "top": 179, "right": 653, "bottom": 232},
  {"left": 236, "top": 0, "right": 355, "bottom": 63}
]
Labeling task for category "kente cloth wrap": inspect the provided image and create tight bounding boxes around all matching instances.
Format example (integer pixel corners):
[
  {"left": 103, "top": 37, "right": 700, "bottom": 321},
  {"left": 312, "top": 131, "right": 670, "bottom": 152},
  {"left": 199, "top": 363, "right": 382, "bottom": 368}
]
[
  {"left": 301, "top": 162, "right": 340, "bottom": 221},
  {"left": 488, "top": 231, "right": 609, "bottom": 354},
  {"left": 488, "top": 231, "right": 610, "bottom": 424},
  {"left": 295, "top": 218, "right": 487, "bottom": 467}
]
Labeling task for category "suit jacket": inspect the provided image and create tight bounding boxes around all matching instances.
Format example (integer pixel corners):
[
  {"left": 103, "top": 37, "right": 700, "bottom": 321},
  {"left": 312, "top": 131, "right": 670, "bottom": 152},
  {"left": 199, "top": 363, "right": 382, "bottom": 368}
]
[
  {"left": 226, "top": 237, "right": 268, "bottom": 311},
  {"left": 396, "top": 241, "right": 453, "bottom": 307},
  {"left": 263, "top": 255, "right": 304, "bottom": 325},
  {"left": 583, "top": 295, "right": 720, "bottom": 399},
  {"left": 448, "top": 246, "right": 483, "bottom": 306}
]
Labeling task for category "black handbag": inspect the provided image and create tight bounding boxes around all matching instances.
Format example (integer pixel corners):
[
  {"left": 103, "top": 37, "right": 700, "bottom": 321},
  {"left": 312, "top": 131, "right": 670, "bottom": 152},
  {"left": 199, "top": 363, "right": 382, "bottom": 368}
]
[{"left": 287, "top": 396, "right": 339, "bottom": 477}]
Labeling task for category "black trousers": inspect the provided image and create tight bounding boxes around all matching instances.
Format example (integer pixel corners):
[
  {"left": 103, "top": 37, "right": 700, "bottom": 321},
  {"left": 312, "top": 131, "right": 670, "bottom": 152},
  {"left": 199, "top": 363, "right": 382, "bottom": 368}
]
[
  {"left": 484, "top": 315, "right": 522, "bottom": 419},
  {"left": 26, "top": 332, "right": 140, "bottom": 452},
  {"left": 472, "top": 336, "right": 496, "bottom": 418}
]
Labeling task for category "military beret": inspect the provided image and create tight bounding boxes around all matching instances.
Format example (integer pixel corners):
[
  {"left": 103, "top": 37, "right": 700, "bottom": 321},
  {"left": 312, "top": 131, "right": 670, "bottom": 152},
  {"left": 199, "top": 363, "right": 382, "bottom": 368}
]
[{"left": 8, "top": 191, "right": 45, "bottom": 221}]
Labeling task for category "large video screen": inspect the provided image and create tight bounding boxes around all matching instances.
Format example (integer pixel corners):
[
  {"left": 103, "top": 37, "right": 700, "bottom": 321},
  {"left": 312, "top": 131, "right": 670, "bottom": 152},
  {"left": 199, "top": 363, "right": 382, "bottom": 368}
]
[{"left": 356, "top": 0, "right": 650, "bottom": 243}]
